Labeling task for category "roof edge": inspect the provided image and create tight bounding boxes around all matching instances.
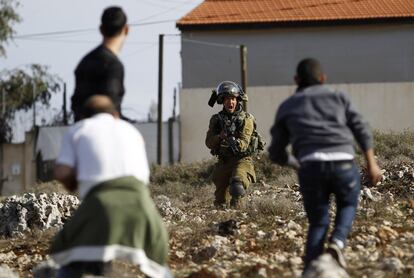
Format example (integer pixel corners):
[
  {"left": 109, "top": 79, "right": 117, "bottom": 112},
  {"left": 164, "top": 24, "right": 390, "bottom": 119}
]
[{"left": 177, "top": 17, "right": 414, "bottom": 31}]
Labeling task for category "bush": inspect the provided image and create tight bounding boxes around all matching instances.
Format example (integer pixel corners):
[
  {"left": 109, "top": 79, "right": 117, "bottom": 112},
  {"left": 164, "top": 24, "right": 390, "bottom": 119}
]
[
  {"left": 150, "top": 160, "right": 215, "bottom": 187},
  {"left": 149, "top": 181, "right": 214, "bottom": 207},
  {"left": 373, "top": 129, "right": 414, "bottom": 161},
  {"left": 253, "top": 154, "right": 296, "bottom": 183},
  {"left": 244, "top": 195, "right": 299, "bottom": 219}
]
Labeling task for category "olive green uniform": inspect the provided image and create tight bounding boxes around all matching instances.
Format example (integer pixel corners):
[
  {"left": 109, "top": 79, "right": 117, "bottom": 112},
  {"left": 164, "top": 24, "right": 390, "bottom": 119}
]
[
  {"left": 50, "top": 176, "right": 170, "bottom": 277},
  {"left": 205, "top": 109, "right": 256, "bottom": 206}
]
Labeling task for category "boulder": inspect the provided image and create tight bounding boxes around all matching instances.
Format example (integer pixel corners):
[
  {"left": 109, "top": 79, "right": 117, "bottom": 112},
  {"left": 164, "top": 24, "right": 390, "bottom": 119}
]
[{"left": 0, "top": 193, "right": 79, "bottom": 237}]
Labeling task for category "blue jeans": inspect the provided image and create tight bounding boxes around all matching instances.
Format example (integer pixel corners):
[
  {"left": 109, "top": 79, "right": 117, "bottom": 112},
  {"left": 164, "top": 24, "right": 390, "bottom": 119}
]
[{"left": 298, "top": 160, "right": 361, "bottom": 268}]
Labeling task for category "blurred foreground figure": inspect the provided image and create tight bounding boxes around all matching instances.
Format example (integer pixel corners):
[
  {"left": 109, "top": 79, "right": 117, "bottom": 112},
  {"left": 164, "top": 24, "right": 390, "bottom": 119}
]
[
  {"left": 71, "top": 6, "right": 128, "bottom": 122},
  {"left": 206, "top": 81, "right": 265, "bottom": 208},
  {"left": 52, "top": 95, "right": 170, "bottom": 278},
  {"left": 268, "top": 58, "right": 381, "bottom": 273}
]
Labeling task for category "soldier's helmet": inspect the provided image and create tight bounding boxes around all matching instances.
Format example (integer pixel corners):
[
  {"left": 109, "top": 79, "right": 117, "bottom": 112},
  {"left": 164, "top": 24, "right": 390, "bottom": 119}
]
[{"left": 216, "top": 81, "right": 248, "bottom": 104}]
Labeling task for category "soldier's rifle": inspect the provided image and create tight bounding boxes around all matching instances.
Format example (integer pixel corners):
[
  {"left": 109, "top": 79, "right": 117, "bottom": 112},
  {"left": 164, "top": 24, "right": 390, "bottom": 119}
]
[{"left": 217, "top": 114, "right": 239, "bottom": 155}]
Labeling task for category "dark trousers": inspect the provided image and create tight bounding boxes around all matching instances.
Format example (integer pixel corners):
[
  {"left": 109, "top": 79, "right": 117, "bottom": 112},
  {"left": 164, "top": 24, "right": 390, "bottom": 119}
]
[
  {"left": 298, "top": 160, "right": 361, "bottom": 268},
  {"left": 57, "top": 261, "right": 110, "bottom": 278}
]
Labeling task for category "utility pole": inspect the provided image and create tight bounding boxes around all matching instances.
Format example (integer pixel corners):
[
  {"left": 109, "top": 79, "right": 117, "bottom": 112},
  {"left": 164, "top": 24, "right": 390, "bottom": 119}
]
[
  {"left": 172, "top": 87, "right": 177, "bottom": 120},
  {"left": 63, "top": 83, "right": 68, "bottom": 125},
  {"left": 1, "top": 89, "right": 5, "bottom": 116},
  {"left": 168, "top": 117, "right": 174, "bottom": 165},
  {"left": 0, "top": 89, "right": 4, "bottom": 194},
  {"left": 168, "top": 87, "right": 178, "bottom": 165},
  {"left": 32, "top": 81, "right": 36, "bottom": 128},
  {"left": 240, "top": 45, "right": 248, "bottom": 111},
  {"left": 157, "top": 34, "right": 164, "bottom": 165}
]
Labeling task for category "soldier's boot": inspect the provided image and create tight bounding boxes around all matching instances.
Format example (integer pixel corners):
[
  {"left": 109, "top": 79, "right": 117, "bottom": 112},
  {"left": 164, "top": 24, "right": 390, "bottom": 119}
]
[
  {"left": 214, "top": 200, "right": 227, "bottom": 210},
  {"left": 214, "top": 186, "right": 230, "bottom": 209},
  {"left": 229, "top": 180, "right": 245, "bottom": 208},
  {"left": 230, "top": 198, "right": 242, "bottom": 208}
]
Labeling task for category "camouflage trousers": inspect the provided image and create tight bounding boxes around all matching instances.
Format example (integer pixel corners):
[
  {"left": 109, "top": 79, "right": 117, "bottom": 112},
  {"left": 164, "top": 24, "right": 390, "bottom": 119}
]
[{"left": 212, "top": 156, "right": 256, "bottom": 206}]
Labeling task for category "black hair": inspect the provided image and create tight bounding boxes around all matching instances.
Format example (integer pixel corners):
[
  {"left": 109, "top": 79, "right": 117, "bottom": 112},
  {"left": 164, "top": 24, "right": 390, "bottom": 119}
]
[
  {"left": 296, "top": 58, "right": 323, "bottom": 89},
  {"left": 100, "top": 6, "right": 127, "bottom": 37}
]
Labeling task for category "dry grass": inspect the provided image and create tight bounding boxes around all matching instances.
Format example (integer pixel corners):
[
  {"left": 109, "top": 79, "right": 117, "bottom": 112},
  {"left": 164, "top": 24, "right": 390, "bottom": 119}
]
[
  {"left": 253, "top": 154, "right": 297, "bottom": 183},
  {"left": 244, "top": 195, "right": 299, "bottom": 219},
  {"left": 150, "top": 160, "right": 215, "bottom": 187},
  {"left": 373, "top": 129, "right": 414, "bottom": 161},
  {"left": 23, "top": 180, "right": 69, "bottom": 195}
]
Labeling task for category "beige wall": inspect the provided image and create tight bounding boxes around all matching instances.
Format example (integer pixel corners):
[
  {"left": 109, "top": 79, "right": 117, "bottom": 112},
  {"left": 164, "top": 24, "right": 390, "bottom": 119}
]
[
  {"left": 181, "top": 24, "right": 414, "bottom": 88},
  {"left": 1, "top": 131, "right": 36, "bottom": 196},
  {"left": 180, "top": 82, "right": 414, "bottom": 162},
  {"left": 2, "top": 143, "right": 25, "bottom": 195}
]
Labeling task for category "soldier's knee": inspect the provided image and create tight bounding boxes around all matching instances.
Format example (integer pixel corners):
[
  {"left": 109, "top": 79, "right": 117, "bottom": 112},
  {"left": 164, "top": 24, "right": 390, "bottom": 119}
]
[{"left": 230, "top": 179, "right": 245, "bottom": 198}]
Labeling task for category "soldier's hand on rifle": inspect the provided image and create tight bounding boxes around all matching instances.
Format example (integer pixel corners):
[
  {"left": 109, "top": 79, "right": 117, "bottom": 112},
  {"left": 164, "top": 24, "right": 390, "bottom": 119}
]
[
  {"left": 219, "top": 130, "right": 227, "bottom": 140},
  {"left": 228, "top": 135, "right": 237, "bottom": 144}
]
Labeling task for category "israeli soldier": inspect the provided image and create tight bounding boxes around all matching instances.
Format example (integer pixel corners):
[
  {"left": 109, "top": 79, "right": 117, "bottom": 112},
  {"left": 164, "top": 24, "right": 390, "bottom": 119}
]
[{"left": 205, "top": 81, "right": 264, "bottom": 208}]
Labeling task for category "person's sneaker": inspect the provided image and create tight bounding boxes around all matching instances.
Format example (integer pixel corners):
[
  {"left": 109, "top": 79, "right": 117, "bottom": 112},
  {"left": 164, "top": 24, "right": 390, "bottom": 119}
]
[{"left": 326, "top": 243, "right": 347, "bottom": 269}]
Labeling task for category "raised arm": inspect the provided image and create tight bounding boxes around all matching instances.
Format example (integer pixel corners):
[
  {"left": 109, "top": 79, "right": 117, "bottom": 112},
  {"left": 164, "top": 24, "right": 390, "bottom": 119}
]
[
  {"left": 268, "top": 109, "right": 290, "bottom": 166},
  {"left": 54, "top": 165, "right": 78, "bottom": 192}
]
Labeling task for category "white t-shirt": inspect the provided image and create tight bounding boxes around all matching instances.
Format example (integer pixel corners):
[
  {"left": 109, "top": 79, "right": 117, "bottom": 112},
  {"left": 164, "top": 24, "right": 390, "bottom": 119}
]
[
  {"left": 300, "top": 152, "right": 354, "bottom": 162},
  {"left": 56, "top": 113, "right": 150, "bottom": 198}
]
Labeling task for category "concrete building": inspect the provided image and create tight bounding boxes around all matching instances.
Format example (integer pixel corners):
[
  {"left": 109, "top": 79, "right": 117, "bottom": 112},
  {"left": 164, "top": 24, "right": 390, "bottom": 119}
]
[
  {"left": 177, "top": 0, "right": 414, "bottom": 162},
  {"left": 0, "top": 131, "right": 36, "bottom": 196}
]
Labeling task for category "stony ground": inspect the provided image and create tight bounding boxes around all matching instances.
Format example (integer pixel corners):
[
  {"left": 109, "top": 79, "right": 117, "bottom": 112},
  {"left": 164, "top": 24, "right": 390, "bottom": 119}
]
[
  {"left": 152, "top": 161, "right": 414, "bottom": 278},
  {"left": 1, "top": 131, "right": 414, "bottom": 277}
]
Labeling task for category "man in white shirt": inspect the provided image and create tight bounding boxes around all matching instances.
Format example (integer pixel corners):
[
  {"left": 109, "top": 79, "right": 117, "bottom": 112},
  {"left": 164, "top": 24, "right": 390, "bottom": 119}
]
[{"left": 52, "top": 95, "right": 170, "bottom": 278}]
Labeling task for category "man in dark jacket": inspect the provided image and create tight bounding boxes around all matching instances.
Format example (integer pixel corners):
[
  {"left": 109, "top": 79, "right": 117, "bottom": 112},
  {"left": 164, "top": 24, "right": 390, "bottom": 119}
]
[
  {"left": 268, "top": 58, "right": 381, "bottom": 271},
  {"left": 71, "top": 6, "right": 128, "bottom": 121}
]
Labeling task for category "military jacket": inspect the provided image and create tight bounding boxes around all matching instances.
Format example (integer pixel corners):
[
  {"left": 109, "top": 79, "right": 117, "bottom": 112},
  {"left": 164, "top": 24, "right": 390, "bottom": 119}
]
[{"left": 205, "top": 108, "right": 254, "bottom": 159}]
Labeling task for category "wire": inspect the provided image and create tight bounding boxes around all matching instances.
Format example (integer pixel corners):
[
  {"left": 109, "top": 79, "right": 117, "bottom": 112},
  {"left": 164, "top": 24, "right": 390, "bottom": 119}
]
[
  {"left": 12, "top": 36, "right": 182, "bottom": 47},
  {"left": 14, "top": 37, "right": 98, "bottom": 44},
  {"left": 130, "top": 19, "right": 177, "bottom": 27},
  {"left": 13, "top": 33, "right": 179, "bottom": 46},
  {"left": 11, "top": 1, "right": 374, "bottom": 40},
  {"left": 14, "top": 37, "right": 161, "bottom": 45},
  {"left": 139, "top": 0, "right": 173, "bottom": 9},
  {"left": 2, "top": 37, "right": 242, "bottom": 53},
  {"left": 130, "top": 0, "right": 196, "bottom": 24},
  {"left": 181, "top": 38, "right": 240, "bottom": 48},
  {"left": 14, "top": 19, "right": 177, "bottom": 39},
  {"left": 15, "top": 28, "right": 94, "bottom": 39},
  {"left": 153, "top": 0, "right": 199, "bottom": 4},
  {"left": 12, "top": 0, "right": 200, "bottom": 40},
  {"left": 139, "top": 0, "right": 196, "bottom": 9},
  {"left": 122, "top": 43, "right": 158, "bottom": 58}
]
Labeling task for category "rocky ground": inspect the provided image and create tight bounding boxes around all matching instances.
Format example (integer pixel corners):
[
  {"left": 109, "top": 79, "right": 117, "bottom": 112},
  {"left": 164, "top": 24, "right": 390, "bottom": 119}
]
[
  {"left": 0, "top": 132, "right": 414, "bottom": 277},
  {"left": 153, "top": 161, "right": 414, "bottom": 278}
]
